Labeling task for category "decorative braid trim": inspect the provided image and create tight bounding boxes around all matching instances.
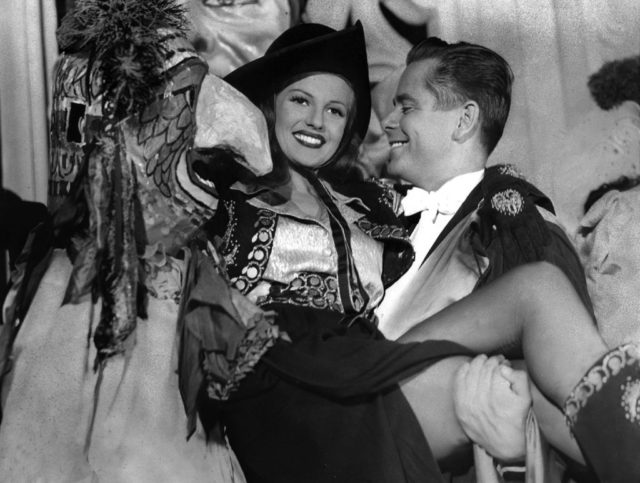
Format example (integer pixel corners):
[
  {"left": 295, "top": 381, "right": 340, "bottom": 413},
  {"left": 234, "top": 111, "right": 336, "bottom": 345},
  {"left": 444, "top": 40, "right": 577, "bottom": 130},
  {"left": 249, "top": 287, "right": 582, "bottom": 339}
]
[
  {"left": 230, "top": 208, "right": 277, "bottom": 294},
  {"left": 260, "top": 272, "right": 341, "bottom": 312},
  {"left": 564, "top": 343, "right": 640, "bottom": 427},
  {"left": 498, "top": 164, "right": 525, "bottom": 179},
  {"left": 356, "top": 218, "right": 407, "bottom": 242},
  {"left": 203, "top": 311, "right": 280, "bottom": 401}
]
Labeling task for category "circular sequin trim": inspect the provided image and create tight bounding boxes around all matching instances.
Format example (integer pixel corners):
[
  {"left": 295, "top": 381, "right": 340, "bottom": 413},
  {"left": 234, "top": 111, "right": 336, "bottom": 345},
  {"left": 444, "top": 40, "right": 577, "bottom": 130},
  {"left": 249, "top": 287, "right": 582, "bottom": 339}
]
[
  {"left": 231, "top": 209, "right": 277, "bottom": 294},
  {"left": 564, "top": 343, "right": 640, "bottom": 427},
  {"left": 490, "top": 189, "right": 524, "bottom": 217}
]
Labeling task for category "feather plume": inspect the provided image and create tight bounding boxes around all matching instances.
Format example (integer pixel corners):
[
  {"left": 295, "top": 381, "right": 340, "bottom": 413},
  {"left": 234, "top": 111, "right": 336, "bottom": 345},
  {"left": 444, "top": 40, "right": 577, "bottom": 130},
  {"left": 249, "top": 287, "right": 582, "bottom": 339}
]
[{"left": 57, "top": 0, "right": 188, "bottom": 119}]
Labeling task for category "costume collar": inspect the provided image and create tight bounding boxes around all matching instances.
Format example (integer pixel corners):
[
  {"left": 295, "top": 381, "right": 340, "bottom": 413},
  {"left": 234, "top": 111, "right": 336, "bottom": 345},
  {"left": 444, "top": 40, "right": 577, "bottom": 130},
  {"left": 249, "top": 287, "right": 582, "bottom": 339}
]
[{"left": 229, "top": 177, "right": 369, "bottom": 223}]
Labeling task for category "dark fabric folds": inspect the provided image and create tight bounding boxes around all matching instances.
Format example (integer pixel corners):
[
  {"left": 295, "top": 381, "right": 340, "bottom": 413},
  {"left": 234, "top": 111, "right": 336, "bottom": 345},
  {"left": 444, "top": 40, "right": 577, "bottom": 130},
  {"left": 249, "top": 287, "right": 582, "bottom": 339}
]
[
  {"left": 220, "top": 304, "right": 471, "bottom": 483},
  {"left": 177, "top": 248, "right": 280, "bottom": 438}
]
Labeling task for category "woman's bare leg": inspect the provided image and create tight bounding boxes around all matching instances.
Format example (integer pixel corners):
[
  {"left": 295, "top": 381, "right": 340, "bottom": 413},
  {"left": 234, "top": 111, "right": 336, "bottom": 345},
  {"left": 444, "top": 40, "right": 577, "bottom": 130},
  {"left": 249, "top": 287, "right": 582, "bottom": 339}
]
[
  {"left": 398, "top": 262, "right": 607, "bottom": 406},
  {"left": 400, "top": 356, "right": 471, "bottom": 460},
  {"left": 529, "top": 382, "right": 585, "bottom": 464}
]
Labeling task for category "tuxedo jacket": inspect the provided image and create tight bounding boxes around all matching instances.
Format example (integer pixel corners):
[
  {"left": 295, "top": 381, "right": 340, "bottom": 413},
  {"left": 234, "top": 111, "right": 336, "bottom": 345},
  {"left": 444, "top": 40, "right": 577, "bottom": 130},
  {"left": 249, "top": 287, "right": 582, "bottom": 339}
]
[{"left": 382, "top": 165, "right": 592, "bottom": 340}]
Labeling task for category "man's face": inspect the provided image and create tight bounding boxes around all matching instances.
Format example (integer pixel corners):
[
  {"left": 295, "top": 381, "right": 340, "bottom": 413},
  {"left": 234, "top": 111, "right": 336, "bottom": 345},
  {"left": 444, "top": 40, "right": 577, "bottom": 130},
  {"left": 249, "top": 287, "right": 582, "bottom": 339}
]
[{"left": 382, "top": 59, "right": 465, "bottom": 190}]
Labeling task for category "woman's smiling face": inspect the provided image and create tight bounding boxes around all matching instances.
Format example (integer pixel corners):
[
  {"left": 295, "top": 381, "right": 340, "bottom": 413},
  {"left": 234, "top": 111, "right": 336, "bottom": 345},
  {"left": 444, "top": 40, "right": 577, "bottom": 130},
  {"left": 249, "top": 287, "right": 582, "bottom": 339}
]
[{"left": 274, "top": 73, "right": 354, "bottom": 169}]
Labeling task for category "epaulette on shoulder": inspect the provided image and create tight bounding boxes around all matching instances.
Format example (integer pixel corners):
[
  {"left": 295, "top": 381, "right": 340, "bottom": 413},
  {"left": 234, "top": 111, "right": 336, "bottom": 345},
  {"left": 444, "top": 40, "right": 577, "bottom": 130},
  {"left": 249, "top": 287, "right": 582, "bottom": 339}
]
[
  {"left": 472, "top": 164, "right": 555, "bottom": 264},
  {"left": 481, "top": 164, "right": 555, "bottom": 215}
]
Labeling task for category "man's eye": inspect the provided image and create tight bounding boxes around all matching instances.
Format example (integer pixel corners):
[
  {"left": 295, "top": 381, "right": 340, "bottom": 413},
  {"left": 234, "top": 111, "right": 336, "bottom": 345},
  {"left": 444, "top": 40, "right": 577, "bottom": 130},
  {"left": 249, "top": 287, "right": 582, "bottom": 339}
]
[{"left": 401, "top": 106, "right": 412, "bottom": 114}]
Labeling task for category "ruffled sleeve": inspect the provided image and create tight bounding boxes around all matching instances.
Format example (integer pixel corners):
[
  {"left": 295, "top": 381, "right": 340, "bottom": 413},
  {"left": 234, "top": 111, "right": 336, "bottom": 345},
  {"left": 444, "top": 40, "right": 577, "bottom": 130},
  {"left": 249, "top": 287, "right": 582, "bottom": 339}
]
[{"left": 177, "top": 245, "right": 282, "bottom": 438}]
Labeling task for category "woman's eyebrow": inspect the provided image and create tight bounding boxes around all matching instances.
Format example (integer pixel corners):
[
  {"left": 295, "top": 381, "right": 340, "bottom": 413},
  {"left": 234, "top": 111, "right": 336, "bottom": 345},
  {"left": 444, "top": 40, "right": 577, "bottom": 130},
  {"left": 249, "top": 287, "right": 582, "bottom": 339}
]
[{"left": 287, "top": 87, "right": 349, "bottom": 108}]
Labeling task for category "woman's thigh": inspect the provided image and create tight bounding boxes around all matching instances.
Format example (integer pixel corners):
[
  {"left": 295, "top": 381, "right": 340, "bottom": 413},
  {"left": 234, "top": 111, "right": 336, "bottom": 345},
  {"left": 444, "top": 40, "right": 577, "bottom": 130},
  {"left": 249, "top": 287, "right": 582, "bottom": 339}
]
[{"left": 399, "top": 356, "right": 471, "bottom": 460}]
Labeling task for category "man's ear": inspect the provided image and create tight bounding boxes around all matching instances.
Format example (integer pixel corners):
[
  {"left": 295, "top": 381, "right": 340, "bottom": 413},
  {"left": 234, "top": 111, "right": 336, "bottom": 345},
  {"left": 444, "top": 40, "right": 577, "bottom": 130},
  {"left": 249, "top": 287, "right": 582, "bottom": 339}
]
[{"left": 453, "top": 101, "right": 480, "bottom": 142}]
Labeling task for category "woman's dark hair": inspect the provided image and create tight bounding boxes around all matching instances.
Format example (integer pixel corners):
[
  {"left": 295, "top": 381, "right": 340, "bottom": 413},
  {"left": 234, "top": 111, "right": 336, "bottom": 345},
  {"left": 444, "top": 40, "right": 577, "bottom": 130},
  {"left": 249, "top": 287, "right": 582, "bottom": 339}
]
[{"left": 584, "top": 175, "right": 640, "bottom": 213}]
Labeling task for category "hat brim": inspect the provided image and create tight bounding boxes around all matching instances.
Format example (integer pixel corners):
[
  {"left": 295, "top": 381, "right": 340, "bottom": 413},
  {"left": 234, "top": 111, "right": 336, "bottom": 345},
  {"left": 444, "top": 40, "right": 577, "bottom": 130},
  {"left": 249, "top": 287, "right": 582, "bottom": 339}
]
[{"left": 224, "top": 22, "right": 371, "bottom": 138}]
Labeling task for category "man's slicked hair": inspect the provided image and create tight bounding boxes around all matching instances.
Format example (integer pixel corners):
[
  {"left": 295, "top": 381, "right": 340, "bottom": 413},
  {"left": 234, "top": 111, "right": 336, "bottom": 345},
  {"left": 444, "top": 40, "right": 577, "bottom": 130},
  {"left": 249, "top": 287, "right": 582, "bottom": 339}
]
[{"left": 406, "top": 37, "right": 514, "bottom": 155}]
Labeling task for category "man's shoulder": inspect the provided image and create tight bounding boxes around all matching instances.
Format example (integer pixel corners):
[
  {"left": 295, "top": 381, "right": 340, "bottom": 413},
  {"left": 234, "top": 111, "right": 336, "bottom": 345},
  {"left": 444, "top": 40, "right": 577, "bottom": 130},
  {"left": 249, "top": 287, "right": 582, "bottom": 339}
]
[
  {"left": 472, "top": 163, "right": 564, "bottom": 266},
  {"left": 480, "top": 164, "right": 554, "bottom": 214},
  {"left": 471, "top": 165, "right": 591, "bottom": 308}
]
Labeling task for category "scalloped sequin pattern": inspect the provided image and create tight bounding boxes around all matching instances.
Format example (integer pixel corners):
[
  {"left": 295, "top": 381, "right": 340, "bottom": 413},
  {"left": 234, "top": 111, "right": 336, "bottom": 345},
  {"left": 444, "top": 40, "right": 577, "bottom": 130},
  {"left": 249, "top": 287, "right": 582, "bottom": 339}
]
[{"left": 564, "top": 343, "right": 640, "bottom": 427}]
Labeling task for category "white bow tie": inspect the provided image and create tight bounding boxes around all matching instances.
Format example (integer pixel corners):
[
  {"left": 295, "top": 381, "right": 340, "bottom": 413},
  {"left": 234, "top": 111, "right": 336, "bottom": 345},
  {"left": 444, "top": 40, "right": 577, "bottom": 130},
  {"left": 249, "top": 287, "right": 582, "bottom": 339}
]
[{"left": 402, "top": 187, "right": 458, "bottom": 220}]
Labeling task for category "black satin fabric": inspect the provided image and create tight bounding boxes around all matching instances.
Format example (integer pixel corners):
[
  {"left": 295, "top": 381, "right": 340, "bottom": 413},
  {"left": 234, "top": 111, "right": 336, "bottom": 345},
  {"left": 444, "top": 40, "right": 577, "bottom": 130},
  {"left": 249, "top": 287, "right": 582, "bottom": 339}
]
[{"left": 219, "top": 303, "right": 470, "bottom": 483}]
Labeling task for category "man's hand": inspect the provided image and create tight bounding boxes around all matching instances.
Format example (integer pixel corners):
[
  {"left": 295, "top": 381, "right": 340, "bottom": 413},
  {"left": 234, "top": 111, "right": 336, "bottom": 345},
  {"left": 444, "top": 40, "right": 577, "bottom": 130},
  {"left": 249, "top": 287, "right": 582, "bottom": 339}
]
[{"left": 453, "top": 355, "right": 532, "bottom": 463}]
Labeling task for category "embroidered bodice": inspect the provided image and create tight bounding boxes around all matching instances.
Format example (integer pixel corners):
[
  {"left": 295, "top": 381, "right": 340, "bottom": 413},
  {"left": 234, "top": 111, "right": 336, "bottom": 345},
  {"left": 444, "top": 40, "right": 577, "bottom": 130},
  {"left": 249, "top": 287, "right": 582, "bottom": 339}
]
[{"left": 206, "top": 178, "right": 412, "bottom": 315}]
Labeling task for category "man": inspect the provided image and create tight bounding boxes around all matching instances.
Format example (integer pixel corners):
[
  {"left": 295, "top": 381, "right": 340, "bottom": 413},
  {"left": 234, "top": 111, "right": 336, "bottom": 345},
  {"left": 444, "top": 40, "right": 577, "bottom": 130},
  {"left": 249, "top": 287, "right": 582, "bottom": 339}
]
[
  {"left": 376, "top": 36, "right": 590, "bottom": 339},
  {"left": 374, "top": 38, "right": 592, "bottom": 480}
]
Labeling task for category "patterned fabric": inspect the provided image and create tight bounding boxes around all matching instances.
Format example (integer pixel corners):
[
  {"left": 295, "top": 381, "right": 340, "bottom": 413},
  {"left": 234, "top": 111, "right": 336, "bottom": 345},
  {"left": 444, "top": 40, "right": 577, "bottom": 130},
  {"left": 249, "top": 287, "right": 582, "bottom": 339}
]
[
  {"left": 564, "top": 343, "right": 640, "bottom": 426},
  {"left": 490, "top": 188, "right": 524, "bottom": 217},
  {"left": 179, "top": 176, "right": 414, "bottom": 444},
  {"left": 227, "top": 206, "right": 278, "bottom": 294},
  {"left": 302, "top": 170, "right": 369, "bottom": 316},
  {"left": 575, "top": 186, "right": 640, "bottom": 347},
  {"left": 258, "top": 271, "right": 340, "bottom": 311},
  {"left": 562, "top": 343, "right": 640, "bottom": 482},
  {"left": 206, "top": 178, "right": 412, "bottom": 314},
  {"left": 179, "top": 247, "right": 281, "bottom": 418},
  {"left": 48, "top": 22, "right": 271, "bottom": 363}
]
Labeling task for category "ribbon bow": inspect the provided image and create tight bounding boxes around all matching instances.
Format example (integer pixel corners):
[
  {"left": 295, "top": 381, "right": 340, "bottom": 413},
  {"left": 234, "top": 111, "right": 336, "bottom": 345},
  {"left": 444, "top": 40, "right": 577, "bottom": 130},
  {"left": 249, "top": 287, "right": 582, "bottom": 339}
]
[{"left": 402, "top": 186, "right": 458, "bottom": 220}]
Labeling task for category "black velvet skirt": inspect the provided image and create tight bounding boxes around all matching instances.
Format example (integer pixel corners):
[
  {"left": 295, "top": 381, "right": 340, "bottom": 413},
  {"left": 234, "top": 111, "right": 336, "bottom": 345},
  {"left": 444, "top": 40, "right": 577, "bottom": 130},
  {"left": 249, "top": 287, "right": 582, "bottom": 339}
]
[{"left": 218, "top": 303, "right": 470, "bottom": 483}]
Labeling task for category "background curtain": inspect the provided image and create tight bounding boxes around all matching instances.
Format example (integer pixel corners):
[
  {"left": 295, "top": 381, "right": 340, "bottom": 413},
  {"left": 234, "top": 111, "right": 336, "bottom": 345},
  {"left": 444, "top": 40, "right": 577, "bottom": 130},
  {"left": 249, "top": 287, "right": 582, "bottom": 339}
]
[{"left": 0, "top": 0, "right": 58, "bottom": 203}]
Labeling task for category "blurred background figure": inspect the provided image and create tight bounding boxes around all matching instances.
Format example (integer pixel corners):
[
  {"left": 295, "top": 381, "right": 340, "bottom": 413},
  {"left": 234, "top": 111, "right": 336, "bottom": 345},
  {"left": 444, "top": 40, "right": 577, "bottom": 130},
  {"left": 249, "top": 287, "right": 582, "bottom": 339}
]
[
  {"left": 551, "top": 55, "right": 640, "bottom": 233},
  {"left": 182, "top": 0, "right": 306, "bottom": 77},
  {"left": 562, "top": 54, "right": 640, "bottom": 349}
]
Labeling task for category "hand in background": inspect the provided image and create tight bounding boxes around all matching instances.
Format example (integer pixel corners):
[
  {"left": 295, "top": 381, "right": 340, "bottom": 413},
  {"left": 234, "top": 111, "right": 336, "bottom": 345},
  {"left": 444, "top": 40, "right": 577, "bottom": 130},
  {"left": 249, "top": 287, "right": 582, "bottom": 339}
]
[{"left": 453, "top": 355, "right": 532, "bottom": 463}]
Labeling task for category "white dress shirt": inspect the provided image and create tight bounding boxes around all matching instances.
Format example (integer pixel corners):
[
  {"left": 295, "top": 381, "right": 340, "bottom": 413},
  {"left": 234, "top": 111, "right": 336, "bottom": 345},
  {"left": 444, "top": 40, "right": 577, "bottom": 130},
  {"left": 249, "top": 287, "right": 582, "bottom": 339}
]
[{"left": 375, "top": 170, "right": 484, "bottom": 335}]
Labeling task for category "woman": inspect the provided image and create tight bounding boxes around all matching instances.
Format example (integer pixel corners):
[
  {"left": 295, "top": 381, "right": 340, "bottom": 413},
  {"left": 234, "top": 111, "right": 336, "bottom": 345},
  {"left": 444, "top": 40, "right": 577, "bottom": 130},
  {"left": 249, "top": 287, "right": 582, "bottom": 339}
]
[
  {"left": 180, "top": 21, "right": 456, "bottom": 483},
  {"left": 181, "top": 22, "right": 639, "bottom": 483}
]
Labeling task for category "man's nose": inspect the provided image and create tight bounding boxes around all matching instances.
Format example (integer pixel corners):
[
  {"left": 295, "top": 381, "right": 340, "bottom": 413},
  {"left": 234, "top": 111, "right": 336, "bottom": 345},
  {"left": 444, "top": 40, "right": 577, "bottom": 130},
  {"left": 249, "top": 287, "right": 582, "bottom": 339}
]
[{"left": 381, "top": 107, "right": 399, "bottom": 132}]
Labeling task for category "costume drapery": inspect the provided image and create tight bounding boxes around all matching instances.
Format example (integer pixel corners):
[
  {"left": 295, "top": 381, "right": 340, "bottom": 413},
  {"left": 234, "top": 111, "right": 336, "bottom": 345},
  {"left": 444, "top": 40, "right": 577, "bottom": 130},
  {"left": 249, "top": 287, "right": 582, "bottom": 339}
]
[
  {"left": 0, "top": 3, "right": 271, "bottom": 479},
  {"left": 179, "top": 177, "right": 471, "bottom": 482}
]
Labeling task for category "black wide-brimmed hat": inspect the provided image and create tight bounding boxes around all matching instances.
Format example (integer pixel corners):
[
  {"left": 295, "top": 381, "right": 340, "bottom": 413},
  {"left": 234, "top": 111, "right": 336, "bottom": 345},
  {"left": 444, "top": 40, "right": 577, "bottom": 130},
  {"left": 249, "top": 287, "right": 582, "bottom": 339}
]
[{"left": 224, "top": 21, "right": 371, "bottom": 138}]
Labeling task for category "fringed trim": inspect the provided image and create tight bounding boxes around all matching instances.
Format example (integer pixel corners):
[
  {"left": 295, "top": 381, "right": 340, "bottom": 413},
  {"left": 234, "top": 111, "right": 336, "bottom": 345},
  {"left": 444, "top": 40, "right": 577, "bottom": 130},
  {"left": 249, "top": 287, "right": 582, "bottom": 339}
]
[{"left": 564, "top": 343, "right": 640, "bottom": 427}]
